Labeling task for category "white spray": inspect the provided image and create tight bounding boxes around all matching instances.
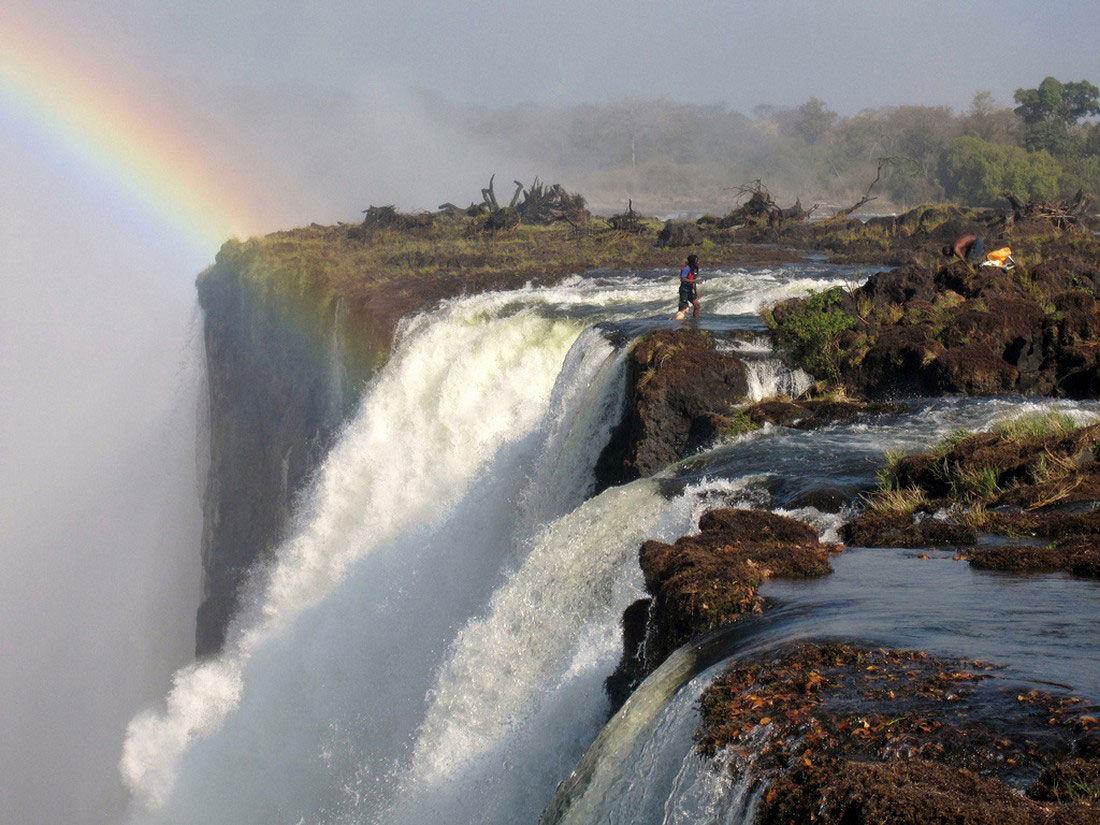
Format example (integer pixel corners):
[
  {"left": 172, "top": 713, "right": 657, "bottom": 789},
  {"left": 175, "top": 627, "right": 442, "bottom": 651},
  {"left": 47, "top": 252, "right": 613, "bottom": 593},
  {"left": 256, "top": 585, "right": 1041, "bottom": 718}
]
[{"left": 121, "top": 292, "right": 584, "bottom": 820}]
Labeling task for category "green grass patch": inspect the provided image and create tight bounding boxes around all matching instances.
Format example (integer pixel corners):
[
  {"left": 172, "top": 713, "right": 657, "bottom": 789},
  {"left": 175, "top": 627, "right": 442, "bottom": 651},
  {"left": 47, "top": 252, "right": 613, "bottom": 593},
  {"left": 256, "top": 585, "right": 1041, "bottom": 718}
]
[
  {"left": 714, "top": 410, "right": 760, "bottom": 440},
  {"left": 991, "top": 410, "right": 1077, "bottom": 441},
  {"left": 875, "top": 448, "right": 907, "bottom": 491},
  {"left": 866, "top": 485, "right": 928, "bottom": 515},
  {"left": 950, "top": 464, "right": 1000, "bottom": 500}
]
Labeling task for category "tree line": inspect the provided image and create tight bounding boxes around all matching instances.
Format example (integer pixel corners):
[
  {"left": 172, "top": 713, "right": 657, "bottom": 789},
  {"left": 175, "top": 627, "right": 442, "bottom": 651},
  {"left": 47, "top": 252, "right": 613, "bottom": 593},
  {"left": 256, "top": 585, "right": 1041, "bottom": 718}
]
[{"left": 424, "top": 78, "right": 1099, "bottom": 211}]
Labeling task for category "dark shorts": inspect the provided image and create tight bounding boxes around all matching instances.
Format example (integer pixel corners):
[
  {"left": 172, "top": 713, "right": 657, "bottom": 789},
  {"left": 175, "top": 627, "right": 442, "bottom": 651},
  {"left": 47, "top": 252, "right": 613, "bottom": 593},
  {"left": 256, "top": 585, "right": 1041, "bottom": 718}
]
[
  {"left": 678, "top": 286, "right": 696, "bottom": 311},
  {"left": 966, "top": 236, "right": 986, "bottom": 262}
]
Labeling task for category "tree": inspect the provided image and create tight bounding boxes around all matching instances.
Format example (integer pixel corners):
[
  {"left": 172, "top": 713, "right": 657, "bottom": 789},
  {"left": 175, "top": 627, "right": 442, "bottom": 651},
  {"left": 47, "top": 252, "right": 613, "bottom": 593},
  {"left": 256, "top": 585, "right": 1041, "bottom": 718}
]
[
  {"left": 939, "top": 136, "right": 1061, "bottom": 205},
  {"left": 1062, "top": 80, "right": 1100, "bottom": 122},
  {"left": 961, "top": 91, "right": 1017, "bottom": 144},
  {"left": 793, "top": 97, "right": 838, "bottom": 146},
  {"left": 1014, "top": 76, "right": 1099, "bottom": 125},
  {"left": 1021, "top": 119, "right": 1077, "bottom": 157}
]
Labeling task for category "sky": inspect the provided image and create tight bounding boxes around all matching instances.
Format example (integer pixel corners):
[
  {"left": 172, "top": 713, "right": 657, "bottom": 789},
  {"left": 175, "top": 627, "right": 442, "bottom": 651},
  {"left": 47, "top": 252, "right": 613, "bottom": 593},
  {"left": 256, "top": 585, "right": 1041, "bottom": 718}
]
[
  {"left": 1, "top": 2, "right": 1098, "bottom": 824},
  {"left": 39, "top": 1, "right": 1100, "bottom": 112},
  {"left": 10, "top": 1, "right": 1100, "bottom": 222}
]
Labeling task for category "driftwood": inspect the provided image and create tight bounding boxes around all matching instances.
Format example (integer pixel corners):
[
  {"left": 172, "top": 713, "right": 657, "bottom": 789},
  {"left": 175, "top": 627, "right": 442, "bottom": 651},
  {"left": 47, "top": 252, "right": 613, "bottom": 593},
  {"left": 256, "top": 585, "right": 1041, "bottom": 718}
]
[
  {"left": 834, "top": 157, "right": 915, "bottom": 219},
  {"left": 515, "top": 177, "right": 588, "bottom": 224},
  {"left": 607, "top": 199, "right": 646, "bottom": 233},
  {"left": 469, "top": 175, "right": 590, "bottom": 231},
  {"left": 718, "top": 180, "right": 814, "bottom": 229},
  {"left": 349, "top": 205, "right": 433, "bottom": 239},
  {"left": 1004, "top": 189, "right": 1093, "bottom": 231},
  {"left": 481, "top": 174, "right": 500, "bottom": 211}
]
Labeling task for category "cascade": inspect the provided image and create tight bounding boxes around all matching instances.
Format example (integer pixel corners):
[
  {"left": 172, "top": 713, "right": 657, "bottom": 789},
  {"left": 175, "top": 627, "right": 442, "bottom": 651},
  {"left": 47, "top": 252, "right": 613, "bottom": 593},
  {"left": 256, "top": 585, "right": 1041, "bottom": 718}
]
[{"left": 122, "top": 263, "right": 895, "bottom": 825}]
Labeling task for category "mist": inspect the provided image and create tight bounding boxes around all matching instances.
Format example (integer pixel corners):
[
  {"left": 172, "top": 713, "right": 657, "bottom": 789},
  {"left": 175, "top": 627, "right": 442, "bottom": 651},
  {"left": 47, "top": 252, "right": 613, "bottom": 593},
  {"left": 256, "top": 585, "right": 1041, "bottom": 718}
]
[
  {"left": 0, "top": 14, "right": 526, "bottom": 825},
  {"left": 0, "top": 124, "right": 205, "bottom": 824}
]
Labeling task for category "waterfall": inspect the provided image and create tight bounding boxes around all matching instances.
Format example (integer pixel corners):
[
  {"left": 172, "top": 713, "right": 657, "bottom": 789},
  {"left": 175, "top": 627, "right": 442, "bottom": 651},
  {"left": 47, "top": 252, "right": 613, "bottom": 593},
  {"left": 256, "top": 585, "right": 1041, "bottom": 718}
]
[
  {"left": 119, "top": 283, "right": 686, "bottom": 824},
  {"left": 119, "top": 263, "right": 894, "bottom": 825},
  {"left": 743, "top": 358, "right": 812, "bottom": 401}
]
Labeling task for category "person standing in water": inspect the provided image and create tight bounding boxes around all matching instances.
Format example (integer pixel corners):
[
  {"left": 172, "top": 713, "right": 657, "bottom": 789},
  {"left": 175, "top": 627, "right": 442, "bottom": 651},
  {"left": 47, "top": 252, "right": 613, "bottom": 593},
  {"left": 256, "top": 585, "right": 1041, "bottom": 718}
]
[{"left": 673, "top": 254, "right": 701, "bottom": 320}]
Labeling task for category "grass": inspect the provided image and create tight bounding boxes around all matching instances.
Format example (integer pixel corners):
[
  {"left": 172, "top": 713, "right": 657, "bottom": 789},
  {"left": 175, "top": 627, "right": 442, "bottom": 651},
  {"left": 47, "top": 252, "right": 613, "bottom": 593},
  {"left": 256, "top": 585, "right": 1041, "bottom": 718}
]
[
  {"left": 866, "top": 485, "right": 928, "bottom": 515},
  {"left": 1050, "top": 776, "right": 1100, "bottom": 804},
  {"left": 956, "top": 501, "right": 990, "bottom": 529},
  {"left": 927, "top": 428, "right": 973, "bottom": 460},
  {"left": 715, "top": 410, "right": 760, "bottom": 440},
  {"left": 875, "top": 449, "right": 907, "bottom": 491},
  {"left": 991, "top": 410, "right": 1077, "bottom": 441},
  {"left": 950, "top": 464, "right": 1000, "bottom": 500}
]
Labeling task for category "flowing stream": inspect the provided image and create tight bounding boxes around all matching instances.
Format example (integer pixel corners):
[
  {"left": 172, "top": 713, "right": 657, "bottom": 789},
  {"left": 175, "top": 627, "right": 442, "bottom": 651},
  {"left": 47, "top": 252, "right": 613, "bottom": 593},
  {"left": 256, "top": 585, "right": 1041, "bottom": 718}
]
[{"left": 122, "top": 263, "right": 1100, "bottom": 825}]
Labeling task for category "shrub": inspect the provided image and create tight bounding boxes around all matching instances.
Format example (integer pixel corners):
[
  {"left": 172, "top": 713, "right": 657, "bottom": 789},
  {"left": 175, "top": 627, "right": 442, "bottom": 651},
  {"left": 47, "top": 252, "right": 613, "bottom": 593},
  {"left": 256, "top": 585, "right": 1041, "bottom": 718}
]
[
  {"left": 773, "top": 286, "right": 858, "bottom": 384},
  {"left": 938, "top": 136, "right": 1061, "bottom": 205}
]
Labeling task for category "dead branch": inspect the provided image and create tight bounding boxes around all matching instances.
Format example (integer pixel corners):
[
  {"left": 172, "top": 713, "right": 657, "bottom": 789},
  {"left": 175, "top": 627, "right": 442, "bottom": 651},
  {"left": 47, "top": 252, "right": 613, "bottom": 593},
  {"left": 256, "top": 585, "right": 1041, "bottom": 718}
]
[
  {"left": 481, "top": 174, "right": 499, "bottom": 211},
  {"left": 509, "top": 181, "right": 524, "bottom": 209},
  {"left": 608, "top": 199, "right": 646, "bottom": 233},
  {"left": 1003, "top": 189, "right": 1094, "bottom": 231}
]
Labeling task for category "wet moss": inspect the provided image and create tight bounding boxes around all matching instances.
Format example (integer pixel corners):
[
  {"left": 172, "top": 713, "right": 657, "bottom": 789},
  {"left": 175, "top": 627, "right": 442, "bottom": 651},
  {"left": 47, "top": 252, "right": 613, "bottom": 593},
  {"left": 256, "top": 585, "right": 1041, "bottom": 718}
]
[
  {"left": 841, "top": 511, "right": 976, "bottom": 548},
  {"left": 1029, "top": 758, "right": 1100, "bottom": 804},
  {"left": 696, "top": 642, "right": 1099, "bottom": 825},
  {"left": 606, "top": 509, "right": 835, "bottom": 712}
]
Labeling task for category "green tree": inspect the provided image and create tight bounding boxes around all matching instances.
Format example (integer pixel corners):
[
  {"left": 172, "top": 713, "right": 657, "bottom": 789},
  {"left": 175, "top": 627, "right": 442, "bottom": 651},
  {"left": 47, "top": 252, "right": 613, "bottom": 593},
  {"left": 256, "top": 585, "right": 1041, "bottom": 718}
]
[
  {"left": 939, "top": 136, "right": 1061, "bottom": 205},
  {"left": 1014, "top": 77, "right": 1099, "bottom": 125},
  {"left": 1021, "top": 119, "right": 1078, "bottom": 157}
]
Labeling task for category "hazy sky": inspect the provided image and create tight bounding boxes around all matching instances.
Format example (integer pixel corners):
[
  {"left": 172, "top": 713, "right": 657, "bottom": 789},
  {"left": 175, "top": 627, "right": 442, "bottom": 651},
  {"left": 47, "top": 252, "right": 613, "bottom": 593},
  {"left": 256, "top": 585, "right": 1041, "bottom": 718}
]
[
  {"left": 32, "top": 0, "right": 1100, "bottom": 115},
  {"left": 9, "top": 0, "right": 1095, "bottom": 228}
]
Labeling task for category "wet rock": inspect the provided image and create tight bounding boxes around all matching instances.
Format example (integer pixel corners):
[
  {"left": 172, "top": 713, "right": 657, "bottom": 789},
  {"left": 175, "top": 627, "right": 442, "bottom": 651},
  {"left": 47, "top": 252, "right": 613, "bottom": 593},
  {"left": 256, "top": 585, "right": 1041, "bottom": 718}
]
[
  {"left": 605, "top": 509, "right": 832, "bottom": 712},
  {"left": 738, "top": 397, "right": 904, "bottom": 430},
  {"left": 891, "top": 422, "right": 1100, "bottom": 502},
  {"left": 765, "top": 229, "right": 1100, "bottom": 400},
  {"left": 594, "top": 329, "right": 748, "bottom": 491},
  {"left": 637, "top": 531, "right": 831, "bottom": 665},
  {"left": 985, "top": 510, "right": 1100, "bottom": 540},
  {"left": 697, "top": 642, "right": 1099, "bottom": 825},
  {"left": 861, "top": 264, "right": 936, "bottom": 306},
  {"left": 787, "top": 486, "right": 859, "bottom": 513},
  {"left": 1028, "top": 758, "right": 1100, "bottom": 804},
  {"left": 763, "top": 759, "right": 1091, "bottom": 825},
  {"left": 967, "top": 544, "right": 1073, "bottom": 573},
  {"left": 603, "top": 598, "right": 652, "bottom": 711},
  {"left": 841, "top": 511, "right": 976, "bottom": 548},
  {"left": 697, "top": 507, "right": 819, "bottom": 544},
  {"left": 196, "top": 260, "right": 368, "bottom": 655}
]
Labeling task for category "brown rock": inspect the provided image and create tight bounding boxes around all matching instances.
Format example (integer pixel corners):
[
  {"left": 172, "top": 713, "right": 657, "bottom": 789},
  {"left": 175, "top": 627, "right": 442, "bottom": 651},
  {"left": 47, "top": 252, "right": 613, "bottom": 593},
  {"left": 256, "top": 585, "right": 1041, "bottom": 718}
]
[
  {"left": 762, "top": 759, "right": 1091, "bottom": 825},
  {"left": 594, "top": 330, "right": 748, "bottom": 490},
  {"left": 605, "top": 509, "right": 831, "bottom": 712},
  {"left": 842, "top": 511, "right": 976, "bottom": 548}
]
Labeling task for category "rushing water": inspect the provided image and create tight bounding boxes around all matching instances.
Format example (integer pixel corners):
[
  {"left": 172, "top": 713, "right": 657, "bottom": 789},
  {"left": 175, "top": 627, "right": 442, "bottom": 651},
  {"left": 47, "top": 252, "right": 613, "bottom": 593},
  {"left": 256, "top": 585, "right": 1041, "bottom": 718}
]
[{"left": 122, "top": 262, "right": 1100, "bottom": 825}]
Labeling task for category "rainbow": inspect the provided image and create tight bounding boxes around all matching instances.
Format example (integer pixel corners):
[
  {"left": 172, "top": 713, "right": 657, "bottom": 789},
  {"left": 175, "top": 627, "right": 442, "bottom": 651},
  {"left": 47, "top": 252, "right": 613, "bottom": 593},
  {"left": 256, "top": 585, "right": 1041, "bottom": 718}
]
[{"left": 0, "top": 10, "right": 257, "bottom": 254}]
